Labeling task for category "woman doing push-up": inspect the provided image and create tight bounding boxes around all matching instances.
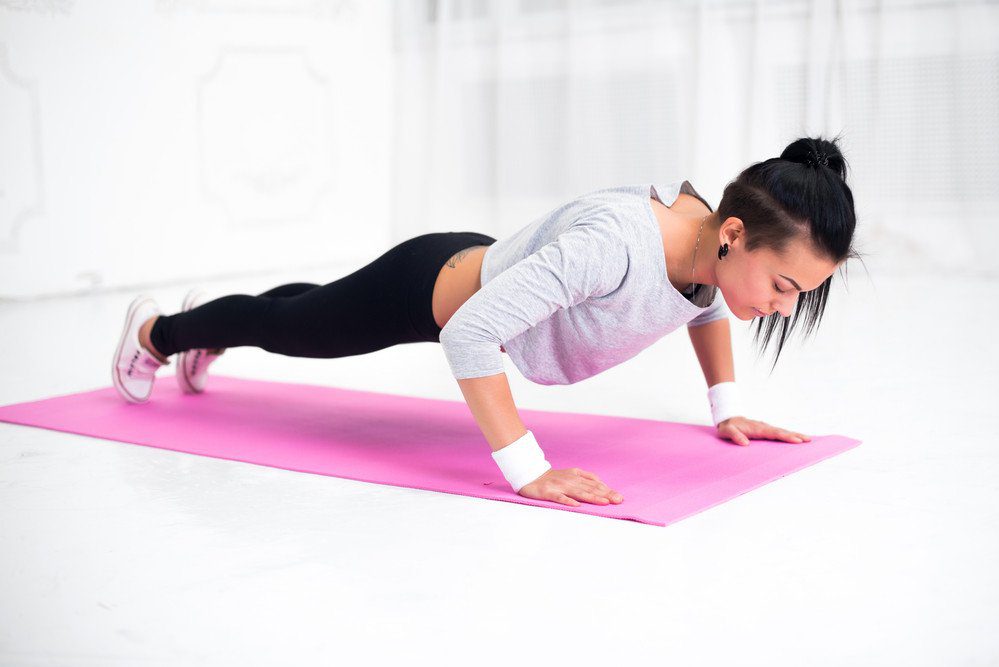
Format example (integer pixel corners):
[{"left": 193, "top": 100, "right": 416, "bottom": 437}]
[{"left": 112, "top": 135, "right": 860, "bottom": 509}]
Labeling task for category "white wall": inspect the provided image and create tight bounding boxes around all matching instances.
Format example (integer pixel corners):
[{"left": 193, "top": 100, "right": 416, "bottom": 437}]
[
  {"left": 391, "top": 0, "right": 999, "bottom": 280},
  {"left": 0, "top": 0, "right": 393, "bottom": 300},
  {"left": 4, "top": 0, "right": 998, "bottom": 301}
]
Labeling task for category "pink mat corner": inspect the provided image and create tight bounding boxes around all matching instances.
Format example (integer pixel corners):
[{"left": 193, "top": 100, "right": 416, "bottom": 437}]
[{"left": 0, "top": 374, "right": 861, "bottom": 526}]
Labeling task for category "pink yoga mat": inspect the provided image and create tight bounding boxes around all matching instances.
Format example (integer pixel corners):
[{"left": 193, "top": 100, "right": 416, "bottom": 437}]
[{"left": 0, "top": 375, "right": 861, "bottom": 526}]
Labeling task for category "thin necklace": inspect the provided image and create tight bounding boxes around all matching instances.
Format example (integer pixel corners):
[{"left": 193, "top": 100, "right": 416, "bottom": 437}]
[{"left": 687, "top": 214, "right": 708, "bottom": 296}]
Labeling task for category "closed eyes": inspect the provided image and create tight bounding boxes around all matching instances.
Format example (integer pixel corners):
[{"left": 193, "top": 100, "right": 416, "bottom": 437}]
[
  {"left": 779, "top": 274, "right": 803, "bottom": 291},
  {"left": 774, "top": 283, "right": 787, "bottom": 294}
]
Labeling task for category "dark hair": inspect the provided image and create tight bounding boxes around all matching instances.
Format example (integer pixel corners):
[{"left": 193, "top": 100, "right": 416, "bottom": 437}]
[{"left": 715, "top": 133, "right": 867, "bottom": 373}]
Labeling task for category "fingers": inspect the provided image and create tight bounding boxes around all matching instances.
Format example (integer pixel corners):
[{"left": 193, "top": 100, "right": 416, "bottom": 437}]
[
  {"left": 556, "top": 493, "right": 581, "bottom": 507},
  {"left": 566, "top": 489, "right": 612, "bottom": 505},
  {"left": 724, "top": 428, "right": 750, "bottom": 446},
  {"left": 577, "top": 475, "right": 612, "bottom": 494},
  {"left": 523, "top": 469, "right": 624, "bottom": 507},
  {"left": 560, "top": 470, "right": 623, "bottom": 505},
  {"left": 575, "top": 473, "right": 623, "bottom": 503},
  {"left": 555, "top": 489, "right": 610, "bottom": 507},
  {"left": 740, "top": 421, "right": 812, "bottom": 444},
  {"left": 584, "top": 486, "right": 623, "bottom": 505},
  {"left": 725, "top": 419, "right": 812, "bottom": 445},
  {"left": 772, "top": 429, "right": 812, "bottom": 443},
  {"left": 732, "top": 430, "right": 805, "bottom": 445},
  {"left": 732, "top": 428, "right": 812, "bottom": 446}
]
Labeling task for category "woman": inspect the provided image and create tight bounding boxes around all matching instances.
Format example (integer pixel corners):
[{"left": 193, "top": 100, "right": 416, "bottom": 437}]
[{"left": 112, "top": 135, "right": 861, "bottom": 509}]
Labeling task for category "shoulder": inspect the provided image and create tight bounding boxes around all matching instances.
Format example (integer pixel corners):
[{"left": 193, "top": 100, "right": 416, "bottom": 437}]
[{"left": 671, "top": 192, "right": 713, "bottom": 218}]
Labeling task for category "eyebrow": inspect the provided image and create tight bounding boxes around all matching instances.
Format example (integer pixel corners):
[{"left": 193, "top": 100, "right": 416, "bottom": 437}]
[{"left": 779, "top": 274, "right": 802, "bottom": 291}]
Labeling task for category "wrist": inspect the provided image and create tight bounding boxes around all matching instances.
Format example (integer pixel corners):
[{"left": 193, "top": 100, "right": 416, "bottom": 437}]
[
  {"left": 708, "top": 381, "right": 744, "bottom": 427},
  {"left": 491, "top": 430, "right": 552, "bottom": 492}
]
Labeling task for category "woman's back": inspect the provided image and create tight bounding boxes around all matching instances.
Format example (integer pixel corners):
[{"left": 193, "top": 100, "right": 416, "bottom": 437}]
[{"left": 439, "top": 180, "right": 731, "bottom": 386}]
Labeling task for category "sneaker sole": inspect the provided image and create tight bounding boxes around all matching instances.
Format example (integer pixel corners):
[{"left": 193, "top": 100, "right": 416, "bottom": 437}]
[{"left": 112, "top": 296, "right": 157, "bottom": 404}]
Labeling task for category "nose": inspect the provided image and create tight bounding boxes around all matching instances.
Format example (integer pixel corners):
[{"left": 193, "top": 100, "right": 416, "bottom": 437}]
[{"left": 770, "top": 293, "right": 798, "bottom": 318}]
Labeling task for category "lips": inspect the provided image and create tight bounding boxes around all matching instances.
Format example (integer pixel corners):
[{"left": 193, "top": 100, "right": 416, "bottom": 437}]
[{"left": 753, "top": 308, "right": 767, "bottom": 317}]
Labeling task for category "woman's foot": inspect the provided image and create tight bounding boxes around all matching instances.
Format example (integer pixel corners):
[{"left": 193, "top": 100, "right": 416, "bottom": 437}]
[
  {"left": 138, "top": 316, "right": 170, "bottom": 364},
  {"left": 112, "top": 295, "right": 169, "bottom": 403},
  {"left": 176, "top": 288, "right": 226, "bottom": 394}
]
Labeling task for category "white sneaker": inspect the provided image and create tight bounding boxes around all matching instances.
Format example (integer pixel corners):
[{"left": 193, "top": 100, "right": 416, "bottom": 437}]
[
  {"left": 176, "top": 288, "right": 226, "bottom": 394},
  {"left": 112, "top": 295, "right": 169, "bottom": 403}
]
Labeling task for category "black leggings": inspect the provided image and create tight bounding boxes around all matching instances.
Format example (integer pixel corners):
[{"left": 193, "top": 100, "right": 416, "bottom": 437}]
[{"left": 149, "top": 231, "right": 497, "bottom": 359}]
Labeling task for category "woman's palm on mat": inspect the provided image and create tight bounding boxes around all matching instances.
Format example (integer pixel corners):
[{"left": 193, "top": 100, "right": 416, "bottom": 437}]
[{"left": 518, "top": 468, "right": 623, "bottom": 507}]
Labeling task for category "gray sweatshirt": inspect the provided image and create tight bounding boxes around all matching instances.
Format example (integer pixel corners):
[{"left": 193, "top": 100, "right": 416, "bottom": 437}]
[{"left": 438, "top": 179, "right": 731, "bottom": 385}]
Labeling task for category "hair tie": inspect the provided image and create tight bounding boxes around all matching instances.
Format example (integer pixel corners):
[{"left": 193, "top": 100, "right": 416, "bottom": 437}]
[{"left": 809, "top": 151, "right": 829, "bottom": 168}]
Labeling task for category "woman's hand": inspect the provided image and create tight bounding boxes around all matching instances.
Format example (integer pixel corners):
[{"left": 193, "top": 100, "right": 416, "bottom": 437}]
[
  {"left": 717, "top": 416, "right": 812, "bottom": 446},
  {"left": 517, "top": 468, "right": 624, "bottom": 507}
]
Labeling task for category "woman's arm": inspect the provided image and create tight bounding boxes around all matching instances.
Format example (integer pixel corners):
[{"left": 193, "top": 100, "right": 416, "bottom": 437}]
[
  {"left": 686, "top": 317, "right": 735, "bottom": 387},
  {"left": 455, "top": 372, "right": 528, "bottom": 452},
  {"left": 688, "top": 318, "right": 810, "bottom": 445},
  {"left": 438, "top": 218, "right": 629, "bottom": 383},
  {"left": 455, "top": 371, "right": 624, "bottom": 506}
]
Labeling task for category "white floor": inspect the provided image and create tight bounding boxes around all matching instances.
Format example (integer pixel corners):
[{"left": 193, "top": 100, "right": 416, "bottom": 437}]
[{"left": 0, "top": 264, "right": 996, "bottom": 666}]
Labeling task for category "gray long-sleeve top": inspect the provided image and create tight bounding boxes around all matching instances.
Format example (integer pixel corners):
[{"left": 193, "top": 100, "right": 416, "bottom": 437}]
[{"left": 438, "top": 180, "right": 731, "bottom": 385}]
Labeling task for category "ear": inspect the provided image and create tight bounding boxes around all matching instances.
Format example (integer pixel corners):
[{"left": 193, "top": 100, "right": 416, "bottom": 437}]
[{"left": 719, "top": 216, "right": 744, "bottom": 246}]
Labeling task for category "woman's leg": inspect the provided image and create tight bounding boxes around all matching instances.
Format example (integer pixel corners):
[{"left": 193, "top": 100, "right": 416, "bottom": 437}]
[
  {"left": 140, "top": 283, "right": 321, "bottom": 361},
  {"left": 255, "top": 283, "right": 320, "bottom": 298},
  {"left": 148, "top": 232, "right": 495, "bottom": 360},
  {"left": 147, "top": 234, "right": 481, "bottom": 360}
]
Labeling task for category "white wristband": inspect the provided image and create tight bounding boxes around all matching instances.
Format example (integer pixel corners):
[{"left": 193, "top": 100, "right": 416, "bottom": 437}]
[
  {"left": 491, "top": 430, "right": 552, "bottom": 492},
  {"left": 708, "top": 381, "right": 745, "bottom": 426}
]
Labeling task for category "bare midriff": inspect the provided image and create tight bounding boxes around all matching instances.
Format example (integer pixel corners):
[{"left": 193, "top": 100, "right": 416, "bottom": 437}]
[{"left": 432, "top": 245, "right": 505, "bottom": 351}]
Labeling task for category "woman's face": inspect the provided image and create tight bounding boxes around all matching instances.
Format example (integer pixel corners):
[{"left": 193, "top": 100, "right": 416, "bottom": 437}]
[{"left": 716, "top": 225, "right": 840, "bottom": 321}]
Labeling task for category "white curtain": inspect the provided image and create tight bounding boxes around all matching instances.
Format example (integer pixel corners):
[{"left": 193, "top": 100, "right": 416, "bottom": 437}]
[{"left": 390, "top": 0, "right": 999, "bottom": 277}]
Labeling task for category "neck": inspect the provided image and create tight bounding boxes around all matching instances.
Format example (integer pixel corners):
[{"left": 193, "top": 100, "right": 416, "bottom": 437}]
[{"left": 663, "top": 211, "right": 720, "bottom": 293}]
